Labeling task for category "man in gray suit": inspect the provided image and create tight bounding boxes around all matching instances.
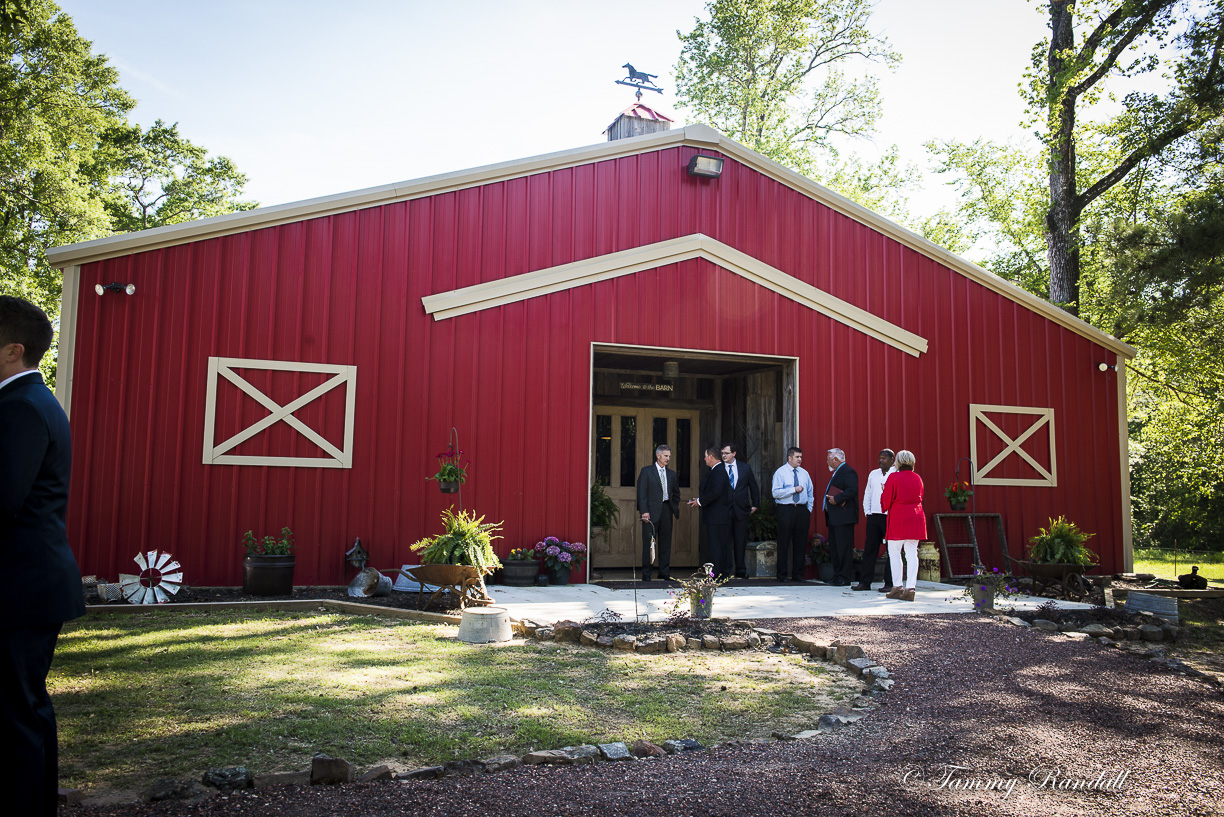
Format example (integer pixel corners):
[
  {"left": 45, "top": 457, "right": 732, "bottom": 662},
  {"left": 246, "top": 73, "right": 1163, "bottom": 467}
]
[{"left": 636, "top": 444, "right": 680, "bottom": 581}]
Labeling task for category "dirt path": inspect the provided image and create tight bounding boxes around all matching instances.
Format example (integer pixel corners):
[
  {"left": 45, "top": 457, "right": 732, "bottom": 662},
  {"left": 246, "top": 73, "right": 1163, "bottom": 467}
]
[{"left": 69, "top": 614, "right": 1224, "bottom": 817}]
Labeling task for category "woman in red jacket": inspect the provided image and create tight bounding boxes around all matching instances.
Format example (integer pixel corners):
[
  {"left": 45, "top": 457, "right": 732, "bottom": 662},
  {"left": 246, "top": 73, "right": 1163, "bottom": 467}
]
[{"left": 881, "top": 449, "right": 926, "bottom": 601}]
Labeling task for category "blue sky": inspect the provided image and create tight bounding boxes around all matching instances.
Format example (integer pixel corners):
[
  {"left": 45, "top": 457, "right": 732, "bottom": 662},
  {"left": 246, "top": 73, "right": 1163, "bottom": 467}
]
[{"left": 60, "top": 1, "right": 1047, "bottom": 218}]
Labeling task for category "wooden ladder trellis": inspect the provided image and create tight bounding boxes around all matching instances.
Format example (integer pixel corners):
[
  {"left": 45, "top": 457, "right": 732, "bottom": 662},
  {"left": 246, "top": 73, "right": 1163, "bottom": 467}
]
[{"left": 932, "top": 513, "right": 1009, "bottom": 579}]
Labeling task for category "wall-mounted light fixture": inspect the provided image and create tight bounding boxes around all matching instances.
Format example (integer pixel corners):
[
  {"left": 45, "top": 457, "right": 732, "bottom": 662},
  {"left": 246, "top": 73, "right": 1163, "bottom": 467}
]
[
  {"left": 1097, "top": 362, "right": 1117, "bottom": 372},
  {"left": 663, "top": 360, "right": 680, "bottom": 378},
  {"left": 687, "top": 154, "right": 724, "bottom": 178},
  {"left": 95, "top": 282, "right": 136, "bottom": 296}
]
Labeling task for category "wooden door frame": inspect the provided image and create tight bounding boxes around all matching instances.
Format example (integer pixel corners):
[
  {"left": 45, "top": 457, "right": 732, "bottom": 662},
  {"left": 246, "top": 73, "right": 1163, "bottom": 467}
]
[{"left": 586, "top": 342, "right": 800, "bottom": 581}]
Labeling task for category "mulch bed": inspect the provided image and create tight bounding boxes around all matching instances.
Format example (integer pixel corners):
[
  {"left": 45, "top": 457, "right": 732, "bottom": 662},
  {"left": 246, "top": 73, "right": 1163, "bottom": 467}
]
[{"left": 89, "top": 585, "right": 465, "bottom": 613}]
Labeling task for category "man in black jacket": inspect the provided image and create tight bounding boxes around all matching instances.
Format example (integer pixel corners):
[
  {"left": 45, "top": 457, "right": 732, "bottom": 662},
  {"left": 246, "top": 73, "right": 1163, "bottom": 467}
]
[
  {"left": 690, "top": 447, "right": 733, "bottom": 579},
  {"left": 0, "top": 296, "right": 85, "bottom": 817},
  {"left": 720, "top": 443, "right": 760, "bottom": 579},
  {"left": 822, "top": 447, "right": 860, "bottom": 586},
  {"left": 635, "top": 444, "right": 680, "bottom": 581}
]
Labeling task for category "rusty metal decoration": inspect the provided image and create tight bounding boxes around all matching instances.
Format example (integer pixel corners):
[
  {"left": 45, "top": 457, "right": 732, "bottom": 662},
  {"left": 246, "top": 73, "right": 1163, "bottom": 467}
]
[{"left": 118, "top": 550, "right": 184, "bottom": 604}]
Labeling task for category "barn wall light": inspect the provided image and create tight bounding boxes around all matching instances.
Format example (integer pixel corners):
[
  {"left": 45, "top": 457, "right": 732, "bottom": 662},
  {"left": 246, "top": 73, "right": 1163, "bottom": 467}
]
[
  {"left": 687, "top": 155, "right": 724, "bottom": 178},
  {"left": 95, "top": 282, "right": 136, "bottom": 296}
]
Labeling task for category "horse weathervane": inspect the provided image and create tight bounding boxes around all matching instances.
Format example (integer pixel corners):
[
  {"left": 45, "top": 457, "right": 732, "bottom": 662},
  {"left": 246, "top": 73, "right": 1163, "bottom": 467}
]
[{"left": 616, "top": 63, "right": 663, "bottom": 100}]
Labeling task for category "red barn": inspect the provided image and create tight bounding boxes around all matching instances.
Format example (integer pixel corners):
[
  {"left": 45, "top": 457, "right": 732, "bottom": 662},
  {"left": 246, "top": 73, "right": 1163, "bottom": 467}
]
[{"left": 46, "top": 123, "right": 1135, "bottom": 587}]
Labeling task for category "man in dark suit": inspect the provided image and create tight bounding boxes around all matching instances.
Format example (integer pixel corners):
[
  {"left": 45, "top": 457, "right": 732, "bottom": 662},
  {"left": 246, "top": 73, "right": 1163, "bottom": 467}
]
[
  {"left": 720, "top": 443, "right": 760, "bottom": 579},
  {"left": 0, "top": 296, "right": 85, "bottom": 817},
  {"left": 822, "top": 447, "right": 860, "bottom": 586},
  {"left": 635, "top": 444, "right": 680, "bottom": 581},
  {"left": 689, "top": 446, "right": 733, "bottom": 579}
]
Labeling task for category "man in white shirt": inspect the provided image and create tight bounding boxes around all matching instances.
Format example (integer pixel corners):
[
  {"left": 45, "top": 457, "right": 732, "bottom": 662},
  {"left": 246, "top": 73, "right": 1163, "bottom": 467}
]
[{"left": 854, "top": 449, "right": 896, "bottom": 592}]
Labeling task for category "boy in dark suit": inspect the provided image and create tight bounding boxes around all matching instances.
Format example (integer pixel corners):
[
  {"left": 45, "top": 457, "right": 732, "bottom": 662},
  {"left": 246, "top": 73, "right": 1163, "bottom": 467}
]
[
  {"left": 0, "top": 295, "right": 85, "bottom": 817},
  {"left": 720, "top": 443, "right": 760, "bottom": 579},
  {"left": 636, "top": 444, "right": 680, "bottom": 581}
]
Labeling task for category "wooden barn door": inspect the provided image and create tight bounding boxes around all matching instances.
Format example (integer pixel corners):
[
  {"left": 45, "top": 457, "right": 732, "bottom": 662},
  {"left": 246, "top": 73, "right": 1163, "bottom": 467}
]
[{"left": 591, "top": 407, "right": 701, "bottom": 570}]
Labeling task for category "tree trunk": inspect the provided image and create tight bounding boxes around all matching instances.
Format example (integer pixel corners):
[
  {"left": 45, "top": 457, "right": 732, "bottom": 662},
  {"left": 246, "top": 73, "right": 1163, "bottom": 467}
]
[{"left": 1045, "top": 0, "right": 1081, "bottom": 316}]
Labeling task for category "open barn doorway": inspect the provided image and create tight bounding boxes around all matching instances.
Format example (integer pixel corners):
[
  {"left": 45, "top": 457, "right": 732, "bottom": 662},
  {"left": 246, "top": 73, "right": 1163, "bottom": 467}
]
[{"left": 588, "top": 344, "right": 798, "bottom": 579}]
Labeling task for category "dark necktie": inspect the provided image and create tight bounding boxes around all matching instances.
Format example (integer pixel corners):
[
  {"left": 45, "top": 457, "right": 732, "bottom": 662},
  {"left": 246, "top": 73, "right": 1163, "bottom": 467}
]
[
  {"left": 729, "top": 464, "right": 736, "bottom": 488},
  {"left": 793, "top": 468, "right": 801, "bottom": 503}
]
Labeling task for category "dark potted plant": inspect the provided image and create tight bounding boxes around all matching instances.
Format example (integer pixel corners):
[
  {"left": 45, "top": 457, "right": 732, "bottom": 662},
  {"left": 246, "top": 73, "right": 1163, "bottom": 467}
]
[
  {"left": 807, "top": 533, "right": 833, "bottom": 582},
  {"left": 590, "top": 479, "right": 620, "bottom": 539},
  {"left": 957, "top": 564, "right": 1020, "bottom": 612},
  {"left": 501, "top": 547, "right": 539, "bottom": 586},
  {"left": 743, "top": 494, "right": 778, "bottom": 578},
  {"left": 533, "top": 537, "right": 587, "bottom": 585},
  {"left": 944, "top": 480, "right": 973, "bottom": 511},
  {"left": 242, "top": 527, "right": 295, "bottom": 596},
  {"left": 664, "top": 563, "right": 730, "bottom": 619},
  {"left": 428, "top": 445, "right": 468, "bottom": 493}
]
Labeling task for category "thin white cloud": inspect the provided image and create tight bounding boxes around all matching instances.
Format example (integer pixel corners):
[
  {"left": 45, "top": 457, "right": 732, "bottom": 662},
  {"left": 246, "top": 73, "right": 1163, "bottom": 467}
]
[{"left": 111, "top": 57, "right": 182, "bottom": 98}]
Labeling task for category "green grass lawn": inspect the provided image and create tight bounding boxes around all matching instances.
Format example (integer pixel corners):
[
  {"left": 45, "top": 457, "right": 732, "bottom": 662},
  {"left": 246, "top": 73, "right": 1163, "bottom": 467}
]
[
  {"left": 50, "top": 611, "right": 860, "bottom": 798},
  {"left": 1131, "top": 548, "right": 1224, "bottom": 582}
]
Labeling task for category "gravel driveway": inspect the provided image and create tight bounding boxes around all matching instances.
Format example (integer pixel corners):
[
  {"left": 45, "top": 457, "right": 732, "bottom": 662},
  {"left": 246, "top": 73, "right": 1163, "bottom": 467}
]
[{"left": 70, "top": 613, "right": 1224, "bottom": 817}]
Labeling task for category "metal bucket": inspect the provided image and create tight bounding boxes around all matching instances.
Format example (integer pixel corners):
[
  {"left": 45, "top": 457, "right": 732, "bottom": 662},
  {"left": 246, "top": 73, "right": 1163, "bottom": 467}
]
[
  {"left": 456, "top": 607, "right": 512, "bottom": 643},
  {"left": 347, "top": 567, "right": 392, "bottom": 598}
]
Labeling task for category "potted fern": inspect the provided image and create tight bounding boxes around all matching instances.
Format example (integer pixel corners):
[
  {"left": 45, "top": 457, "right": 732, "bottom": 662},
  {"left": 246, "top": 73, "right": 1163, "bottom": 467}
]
[
  {"left": 1023, "top": 516, "right": 1098, "bottom": 596},
  {"left": 408, "top": 509, "right": 503, "bottom": 604}
]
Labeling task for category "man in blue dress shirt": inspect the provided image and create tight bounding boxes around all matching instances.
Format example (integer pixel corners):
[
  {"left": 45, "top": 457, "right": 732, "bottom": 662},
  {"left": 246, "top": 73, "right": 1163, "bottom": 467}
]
[{"left": 771, "top": 447, "right": 814, "bottom": 582}]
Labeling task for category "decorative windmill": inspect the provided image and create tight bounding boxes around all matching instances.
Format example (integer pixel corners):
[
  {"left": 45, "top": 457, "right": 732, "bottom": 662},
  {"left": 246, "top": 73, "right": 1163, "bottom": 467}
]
[{"left": 118, "top": 550, "right": 184, "bottom": 604}]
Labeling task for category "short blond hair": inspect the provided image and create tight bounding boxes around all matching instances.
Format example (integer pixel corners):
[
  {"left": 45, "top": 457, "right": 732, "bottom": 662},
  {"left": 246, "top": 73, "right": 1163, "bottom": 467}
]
[{"left": 895, "top": 449, "right": 915, "bottom": 467}]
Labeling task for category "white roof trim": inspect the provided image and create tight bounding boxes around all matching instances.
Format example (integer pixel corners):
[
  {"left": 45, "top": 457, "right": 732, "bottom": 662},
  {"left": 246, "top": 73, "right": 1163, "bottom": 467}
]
[
  {"left": 422, "top": 234, "right": 929, "bottom": 358},
  {"left": 46, "top": 122, "right": 1134, "bottom": 359}
]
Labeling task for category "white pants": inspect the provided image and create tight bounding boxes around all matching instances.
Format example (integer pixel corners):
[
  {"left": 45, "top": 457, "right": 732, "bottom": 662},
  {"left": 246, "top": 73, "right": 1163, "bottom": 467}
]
[{"left": 888, "top": 539, "right": 919, "bottom": 590}]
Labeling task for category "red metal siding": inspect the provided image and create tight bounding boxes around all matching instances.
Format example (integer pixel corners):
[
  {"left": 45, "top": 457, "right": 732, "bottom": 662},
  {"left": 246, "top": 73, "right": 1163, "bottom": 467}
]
[{"left": 67, "top": 146, "right": 1125, "bottom": 585}]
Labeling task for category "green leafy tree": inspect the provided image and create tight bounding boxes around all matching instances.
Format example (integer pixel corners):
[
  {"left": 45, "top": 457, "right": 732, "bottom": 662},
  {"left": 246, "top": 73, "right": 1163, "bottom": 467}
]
[
  {"left": 1027, "top": 0, "right": 1224, "bottom": 315},
  {"left": 0, "top": 1, "right": 256, "bottom": 324},
  {"left": 674, "top": 0, "right": 899, "bottom": 176},
  {"left": 927, "top": 4, "right": 1224, "bottom": 551},
  {"left": 0, "top": 0, "right": 133, "bottom": 314},
  {"left": 101, "top": 119, "right": 257, "bottom": 232},
  {"left": 0, "top": 0, "right": 32, "bottom": 36}
]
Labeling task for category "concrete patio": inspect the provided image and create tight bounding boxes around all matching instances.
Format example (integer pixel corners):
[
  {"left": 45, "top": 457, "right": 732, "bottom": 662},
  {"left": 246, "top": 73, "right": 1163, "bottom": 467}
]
[{"left": 478, "top": 579, "right": 1093, "bottom": 624}]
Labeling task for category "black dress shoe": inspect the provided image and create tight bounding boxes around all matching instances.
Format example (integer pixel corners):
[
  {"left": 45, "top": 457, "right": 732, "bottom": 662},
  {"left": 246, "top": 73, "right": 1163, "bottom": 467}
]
[
  {"left": 832, "top": 580, "right": 850, "bottom": 586},
  {"left": 877, "top": 585, "right": 893, "bottom": 593},
  {"left": 776, "top": 576, "right": 787, "bottom": 583},
  {"left": 851, "top": 583, "right": 872, "bottom": 591},
  {"left": 659, "top": 572, "right": 670, "bottom": 581},
  {"left": 641, "top": 573, "right": 652, "bottom": 582},
  {"left": 790, "top": 576, "right": 805, "bottom": 583}
]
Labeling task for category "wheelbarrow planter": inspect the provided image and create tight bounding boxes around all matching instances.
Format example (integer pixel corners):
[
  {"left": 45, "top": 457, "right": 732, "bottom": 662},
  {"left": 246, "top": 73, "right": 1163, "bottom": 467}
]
[
  {"left": 1008, "top": 557, "right": 1091, "bottom": 600},
  {"left": 388, "top": 563, "right": 494, "bottom": 610}
]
